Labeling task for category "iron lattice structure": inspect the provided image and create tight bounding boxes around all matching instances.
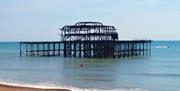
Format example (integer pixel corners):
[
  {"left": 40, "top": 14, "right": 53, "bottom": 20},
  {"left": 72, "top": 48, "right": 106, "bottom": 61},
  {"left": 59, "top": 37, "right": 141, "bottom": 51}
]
[
  {"left": 60, "top": 22, "right": 118, "bottom": 41},
  {"left": 20, "top": 22, "right": 152, "bottom": 58}
]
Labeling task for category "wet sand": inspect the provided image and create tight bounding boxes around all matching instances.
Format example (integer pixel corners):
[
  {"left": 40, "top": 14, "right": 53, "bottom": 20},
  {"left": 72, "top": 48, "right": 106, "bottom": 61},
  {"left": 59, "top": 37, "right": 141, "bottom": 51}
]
[{"left": 0, "top": 84, "right": 71, "bottom": 91}]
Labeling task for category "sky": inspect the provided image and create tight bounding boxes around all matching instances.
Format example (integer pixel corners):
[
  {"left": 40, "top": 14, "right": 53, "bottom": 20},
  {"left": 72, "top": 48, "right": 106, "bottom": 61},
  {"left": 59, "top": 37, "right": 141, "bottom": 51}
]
[{"left": 0, "top": 0, "right": 179, "bottom": 41}]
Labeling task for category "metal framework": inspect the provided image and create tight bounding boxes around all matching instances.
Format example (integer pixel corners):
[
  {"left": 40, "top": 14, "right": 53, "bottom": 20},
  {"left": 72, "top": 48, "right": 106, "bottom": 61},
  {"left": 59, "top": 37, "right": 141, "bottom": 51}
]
[
  {"left": 19, "top": 21, "right": 152, "bottom": 58},
  {"left": 60, "top": 22, "right": 118, "bottom": 41}
]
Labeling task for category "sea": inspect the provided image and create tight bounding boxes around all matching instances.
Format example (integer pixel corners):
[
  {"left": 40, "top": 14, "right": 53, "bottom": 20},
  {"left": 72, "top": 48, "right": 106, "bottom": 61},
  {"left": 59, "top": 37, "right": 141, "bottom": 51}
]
[{"left": 0, "top": 41, "right": 180, "bottom": 91}]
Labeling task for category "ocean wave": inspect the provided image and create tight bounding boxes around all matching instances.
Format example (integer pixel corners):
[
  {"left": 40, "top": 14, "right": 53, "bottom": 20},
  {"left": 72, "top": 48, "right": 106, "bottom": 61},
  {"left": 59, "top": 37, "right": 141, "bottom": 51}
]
[
  {"left": 121, "top": 73, "right": 180, "bottom": 78},
  {"left": 152, "top": 46, "right": 169, "bottom": 49},
  {"left": 0, "top": 79, "right": 149, "bottom": 91}
]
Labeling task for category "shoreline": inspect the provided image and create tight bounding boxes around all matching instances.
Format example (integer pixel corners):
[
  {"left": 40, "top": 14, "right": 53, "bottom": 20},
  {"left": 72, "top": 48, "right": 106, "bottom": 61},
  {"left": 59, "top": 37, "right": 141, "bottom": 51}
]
[{"left": 0, "top": 84, "right": 71, "bottom": 91}]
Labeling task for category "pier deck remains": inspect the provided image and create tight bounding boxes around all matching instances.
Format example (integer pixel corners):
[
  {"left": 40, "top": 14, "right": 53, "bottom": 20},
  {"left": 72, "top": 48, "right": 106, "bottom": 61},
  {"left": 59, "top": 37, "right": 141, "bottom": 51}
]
[{"left": 20, "top": 22, "right": 151, "bottom": 58}]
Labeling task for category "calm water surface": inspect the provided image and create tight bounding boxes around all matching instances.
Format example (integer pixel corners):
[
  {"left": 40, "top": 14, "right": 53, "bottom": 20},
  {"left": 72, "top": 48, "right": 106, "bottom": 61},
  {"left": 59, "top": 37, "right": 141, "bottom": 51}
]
[{"left": 0, "top": 41, "right": 180, "bottom": 91}]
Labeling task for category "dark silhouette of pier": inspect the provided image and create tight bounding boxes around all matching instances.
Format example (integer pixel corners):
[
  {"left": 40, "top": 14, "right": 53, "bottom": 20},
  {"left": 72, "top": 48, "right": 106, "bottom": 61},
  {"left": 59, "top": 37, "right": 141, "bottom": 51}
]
[{"left": 20, "top": 22, "right": 151, "bottom": 58}]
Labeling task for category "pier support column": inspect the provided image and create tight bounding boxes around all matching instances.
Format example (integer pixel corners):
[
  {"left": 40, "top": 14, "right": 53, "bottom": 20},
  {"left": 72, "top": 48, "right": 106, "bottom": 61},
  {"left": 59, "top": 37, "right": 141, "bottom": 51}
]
[
  {"left": 20, "top": 42, "right": 22, "bottom": 56},
  {"left": 131, "top": 42, "right": 134, "bottom": 57},
  {"left": 127, "top": 42, "right": 130, "bottom": 57},
  {"left": 64, "top": 42, "right": 67, "bottom": 57},
  {"left": 139, "top": 43, "right": 141, "bottom": 56},
  {"left": 58, "top": 43, "right": 61, "bottom": 56},
  {"left": 143, "top": 42, "right": 145, "bottom": 55},
  {"left": 73, "top": 42, "right": 76, "bottom": 57},
  {"left": 25, "top": 44, "right": 27, "bottom": 56},
  {"left": 79, "top": 43, "right": 81, "bottom": 58},
  {"left": 52, "top": 43, "right": 56, "bottom": 56},
  {"left": 136, "top": 43, "right": 138, "bottom": 56},
  {"left": 47, "top": 43, "right": 50, "bottom": 56},
  {"left": 37, "top": 43, "right": 39, "bottom": 56},
  {"left": 149, "top": 41, "right": 151, "bottom": 55},
  {"left": 30, "top": 44, "right": 33, "bottom": 56},
  {"left": 42, "top": 43, "right": 45, "bottom": 56}
]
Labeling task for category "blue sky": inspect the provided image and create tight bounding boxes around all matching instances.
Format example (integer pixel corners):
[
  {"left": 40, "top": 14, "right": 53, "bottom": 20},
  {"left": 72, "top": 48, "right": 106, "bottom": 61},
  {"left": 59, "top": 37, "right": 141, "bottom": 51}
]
[{"left": 0, "top": 0, "right": 179, "bottom": 41}]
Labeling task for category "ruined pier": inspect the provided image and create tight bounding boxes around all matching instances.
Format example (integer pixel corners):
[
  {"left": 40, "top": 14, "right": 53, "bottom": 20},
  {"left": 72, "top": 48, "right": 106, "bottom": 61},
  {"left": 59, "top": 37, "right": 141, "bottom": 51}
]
[{"left": 20, "top": 22, "right": 151, "bottom": 58}]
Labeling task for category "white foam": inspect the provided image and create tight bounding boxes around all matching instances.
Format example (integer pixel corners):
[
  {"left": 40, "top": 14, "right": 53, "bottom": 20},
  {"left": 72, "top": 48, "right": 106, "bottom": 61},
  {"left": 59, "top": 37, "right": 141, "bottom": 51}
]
[
  {"left": 153, "top": 46, "right": 169, "bottom": 49},
  {"left": 0, "top": 79, "right": 149, "bottom": 91}
]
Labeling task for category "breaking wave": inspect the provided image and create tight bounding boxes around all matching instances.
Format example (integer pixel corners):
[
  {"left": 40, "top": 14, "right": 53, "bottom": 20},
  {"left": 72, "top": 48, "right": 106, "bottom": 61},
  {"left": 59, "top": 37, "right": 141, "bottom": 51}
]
[
  {"left": 152, "top": 46, "right": 169, "bottom": 49},
  {"left": 0, "top": 79, "right": 149, "bottom": 91}
]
